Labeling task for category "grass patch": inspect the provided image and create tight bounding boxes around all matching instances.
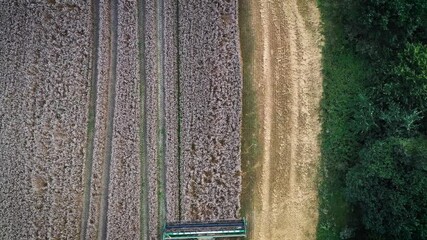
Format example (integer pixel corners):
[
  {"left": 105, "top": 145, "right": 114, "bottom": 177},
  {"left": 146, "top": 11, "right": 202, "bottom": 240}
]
[
  {"left": 238, "top": 0, "right": 261, "bottom": 225},
  {"left": 316, "top": 0, "right": 373, "bottom": 239}
]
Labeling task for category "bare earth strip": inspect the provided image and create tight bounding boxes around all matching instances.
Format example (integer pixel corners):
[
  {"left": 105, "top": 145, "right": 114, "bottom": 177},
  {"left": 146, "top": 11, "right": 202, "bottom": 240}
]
[{"left": 242, "top": 0, "right": 323, "bottom": 239}]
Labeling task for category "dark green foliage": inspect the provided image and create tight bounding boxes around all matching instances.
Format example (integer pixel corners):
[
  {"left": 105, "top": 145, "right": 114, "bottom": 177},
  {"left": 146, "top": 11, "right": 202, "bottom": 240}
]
[
  {"left": 346, "top": 138, "right": 427, "bottom": 239},
  {"left": 378, "top": 103, "right": 422, "bottom": 137},
  {"left": 368, "top": 43, "right": 427, "bottom": 136},
  {"left": 318, "top": 0, "right": 427, "bottom": 239},
  {"left": 352, "top": 93, "right": 379, "bottom": 137},
  {"left": 371, "top": 43, "right": 427, "bottom": 108},
  {"left": 317, "top": 1, "right": 373, "bottom": 239},
  {"left": 342, "top": 0, "right": 427, "bottom": 57},
  {"left": 389, "top": 44, "right": 427, "bottom": 111}
]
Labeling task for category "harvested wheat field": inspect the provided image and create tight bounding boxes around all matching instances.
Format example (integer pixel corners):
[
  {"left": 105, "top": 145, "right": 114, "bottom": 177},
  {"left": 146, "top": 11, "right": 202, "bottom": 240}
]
[
  {"left": 0, "top": 0, "right": 241, "bottom": 239},
  {"left": 240, "top": 0, "right": 323, "bottom": 239}
]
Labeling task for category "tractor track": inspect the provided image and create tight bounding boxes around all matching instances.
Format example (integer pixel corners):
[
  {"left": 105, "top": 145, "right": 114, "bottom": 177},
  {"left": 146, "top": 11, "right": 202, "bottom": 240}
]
[
  {"left": 98, "top": 0, "right": 118, "bottom": 238},
  {"left": 156, "top": 0, "right": 167, "bottom": 233},
  {"left": 176, "top": 0, "right": 182, "bottom": 222},
  {"left": 137, "top": 0, "right": 149, "bottom": 239},
  {"left": 80, "top": 0, "right": 100, "bottom": 238}
]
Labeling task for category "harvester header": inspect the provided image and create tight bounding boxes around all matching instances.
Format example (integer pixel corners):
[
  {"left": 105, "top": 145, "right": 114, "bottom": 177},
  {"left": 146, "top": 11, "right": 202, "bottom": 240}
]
[{"left": 162, "top": 218, "right": 247, "bottom": 239}]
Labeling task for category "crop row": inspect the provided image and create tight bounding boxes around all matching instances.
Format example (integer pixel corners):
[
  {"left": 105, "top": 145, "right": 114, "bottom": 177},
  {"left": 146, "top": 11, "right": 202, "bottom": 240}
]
[
  {"left": 178, "top": 0, "right": 242, "bottom": 221},
  {"left": 0, "top": 1, "right": 91, "bottom": 239},
  {"left": 143, "top": 0, "right": 162, "bottom": 238}
]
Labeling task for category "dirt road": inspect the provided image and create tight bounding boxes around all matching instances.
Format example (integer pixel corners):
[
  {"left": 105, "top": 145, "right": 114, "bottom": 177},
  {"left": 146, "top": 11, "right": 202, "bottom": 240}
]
[{"left": 240, "top": 0, "right": 323, "bottom": 239}]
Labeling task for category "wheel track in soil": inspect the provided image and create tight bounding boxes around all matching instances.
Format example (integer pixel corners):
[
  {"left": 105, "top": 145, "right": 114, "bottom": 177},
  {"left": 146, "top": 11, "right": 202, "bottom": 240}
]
[
  {"left": 175, "top": 0, "right": 182, "bottom": 222},
  {"left": 137, "top": 0, "right": 149, "bottom": 239},
  {"left": 156, "top": 0, "right": 167, "bottom": 234},
  {"left": 80, "top": 0, "right": 100, "bottom": 238},
  {"left": 98, "top": 0, "right": 119, "bottom": 238}
]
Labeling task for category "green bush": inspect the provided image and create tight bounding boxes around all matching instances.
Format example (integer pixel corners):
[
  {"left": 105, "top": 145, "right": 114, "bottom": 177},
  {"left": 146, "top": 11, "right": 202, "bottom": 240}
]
[
  {"left": 389, "top": 43, "right": 427, "bottom": 111},
  {"left": 319, "top": 1, "right": 427, "bottom": 239},
  {"left": 342, "top": 0, "right": 427, "bottom": 56},
  {"left": 371, "top": 43, "right": 427, "bottom": 135},
  {"left": 346, "top": 137, "right": 427, "bottom": 239}
]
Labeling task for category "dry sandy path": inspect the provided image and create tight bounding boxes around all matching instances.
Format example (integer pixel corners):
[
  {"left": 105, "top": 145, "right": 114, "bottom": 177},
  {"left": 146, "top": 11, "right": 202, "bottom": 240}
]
[{"left": 242, "top": 0, "right": 323, "bottom": 239}]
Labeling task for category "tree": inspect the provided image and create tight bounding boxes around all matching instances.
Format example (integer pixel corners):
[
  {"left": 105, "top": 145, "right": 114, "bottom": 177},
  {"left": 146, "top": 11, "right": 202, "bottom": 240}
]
[
  {"left": 390, "top": 43, "right": 427, "bottom": 112},
  {"left": 346, "top": 137, "right": 427, "bottom": 239},
  {"left": 342, "top": 0, "right": 427, "bottom": 56}
]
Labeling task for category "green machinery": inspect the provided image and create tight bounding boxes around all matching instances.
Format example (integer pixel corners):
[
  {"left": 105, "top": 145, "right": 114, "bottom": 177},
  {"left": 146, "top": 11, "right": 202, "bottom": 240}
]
[{"left": 162, "top": 218, "right": 247, "bottom": 239}]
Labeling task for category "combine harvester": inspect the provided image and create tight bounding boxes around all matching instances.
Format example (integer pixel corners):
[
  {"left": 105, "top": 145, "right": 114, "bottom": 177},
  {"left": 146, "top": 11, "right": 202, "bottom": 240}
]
[{"left": 162, "top": 218, "right": 247, "bottom": 239}]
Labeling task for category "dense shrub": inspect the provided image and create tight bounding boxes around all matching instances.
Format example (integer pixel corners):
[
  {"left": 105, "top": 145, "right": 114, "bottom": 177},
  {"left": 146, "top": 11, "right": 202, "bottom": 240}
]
[
  {"left": 389, "top": 43, "right": 427, "bottom": 111},
  {"left": 320, "top": 0, "right": 427, "bottom": 238},
  {"left": 365, "top": 43, "right": 427, "bottom": 136},
  {"left": 346, "top": 137, "right": 427, "bottom": 239},
  {"left": 342, "top": 0, "right": 427, "bottom": 57}
]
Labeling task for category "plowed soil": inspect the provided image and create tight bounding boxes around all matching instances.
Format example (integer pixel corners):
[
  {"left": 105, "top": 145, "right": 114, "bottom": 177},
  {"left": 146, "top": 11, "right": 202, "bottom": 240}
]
[{"left": 241, "top": 0, "right": 323, "bottom": 239}]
